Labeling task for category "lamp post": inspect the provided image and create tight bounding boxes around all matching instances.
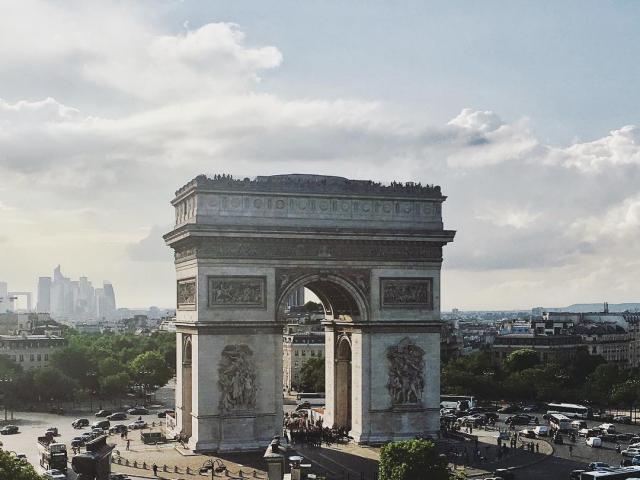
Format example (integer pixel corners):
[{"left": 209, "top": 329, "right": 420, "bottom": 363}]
[
  {"left": 199, "top": 459, "right": 227, "bottom": 479},
  {"left": 0, "top": 375, "right": 14, "bottom": 421}
]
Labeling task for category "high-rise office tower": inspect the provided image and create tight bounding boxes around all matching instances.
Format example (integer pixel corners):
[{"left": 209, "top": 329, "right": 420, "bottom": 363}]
[{"left": 37, "top": 277, "right": 51, "bottom": 313}]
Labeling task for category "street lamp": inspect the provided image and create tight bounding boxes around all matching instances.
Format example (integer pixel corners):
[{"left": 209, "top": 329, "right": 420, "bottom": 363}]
[
  {"left": 0, "top": 375, "right": 14, "bottom": 421},
  {"left": 199, "top": 459, "right": 227, "bottom": 479}
]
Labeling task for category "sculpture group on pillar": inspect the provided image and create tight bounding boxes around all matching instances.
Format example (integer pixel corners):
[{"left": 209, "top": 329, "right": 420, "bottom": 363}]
[
  {"left": 386, "top": 338, "right": 425, "bottom": 405},
  {"left": 218, "top": 345, "right": 257, "bottom": 412}
]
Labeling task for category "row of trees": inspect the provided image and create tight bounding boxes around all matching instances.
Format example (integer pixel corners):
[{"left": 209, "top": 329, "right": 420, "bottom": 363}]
[
  {"left": 442, "top": 347, "right": 640, "bottom": 408},
  {"left": 0, "top": 331, "right": 176, "bottom": 407}
]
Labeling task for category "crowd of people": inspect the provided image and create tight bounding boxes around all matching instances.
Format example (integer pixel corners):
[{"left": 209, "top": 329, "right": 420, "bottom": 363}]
[{"left": 283, "top": 411, "right": 351, "bottom": 447}]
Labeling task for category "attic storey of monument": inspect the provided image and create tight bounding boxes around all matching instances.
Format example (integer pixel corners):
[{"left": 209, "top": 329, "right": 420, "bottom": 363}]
[{"left": 164, "top": 174, "right": 455, "bottom": 452}]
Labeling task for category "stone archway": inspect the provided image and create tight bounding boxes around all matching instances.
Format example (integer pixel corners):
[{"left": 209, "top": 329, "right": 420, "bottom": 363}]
[{"left": 165, "top": 173, "right": 455, "bottom": 452}]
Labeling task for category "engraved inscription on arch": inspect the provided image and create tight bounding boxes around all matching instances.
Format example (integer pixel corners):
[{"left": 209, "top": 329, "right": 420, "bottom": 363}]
[{"left": 380, "top": 278, "right": 433, "bottom": 309}]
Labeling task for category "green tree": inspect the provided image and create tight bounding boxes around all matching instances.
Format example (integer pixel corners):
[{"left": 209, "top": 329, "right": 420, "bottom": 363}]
[
  {"left": 33, "top": 368, "right": 76, "bottom": 403},
  {"left": 379, "top": 439, "right": 448, "bottom": 480},
  {"left": 505, "top": 349, "right": 539, "bottom": 372},
  {"left": 299, "top": 357, "right": 325, "bottom": 392},
  {"left": 611, "top": 380, "right": 640, "bottom": 409},
  {"left": 130, "top": 351, "right": 172, "bottom": 394},
  {"left": 0, "top": 450, "right": 44, "bottom": 480},
  {"left": 99, "top": 372, "right": 131, "bottom": 398},
  {"left": 583, "top": 363, "right": 627, "bottom": 406},
  {"left": 50, "top": 345, "right": 91, "bottom": 386}
]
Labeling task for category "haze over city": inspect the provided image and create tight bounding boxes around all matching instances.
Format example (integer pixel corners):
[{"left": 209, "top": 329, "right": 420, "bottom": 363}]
[{"left": 2, "top": 1, "right": 640, "bottom": 310}]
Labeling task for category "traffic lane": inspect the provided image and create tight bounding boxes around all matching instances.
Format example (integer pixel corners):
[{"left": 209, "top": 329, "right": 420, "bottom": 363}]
[{"left": 0, "top": 409, "right": 164, "bottom": 474}]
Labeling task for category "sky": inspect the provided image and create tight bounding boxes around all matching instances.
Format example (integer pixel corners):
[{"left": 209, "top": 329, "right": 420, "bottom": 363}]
[{"left": 1, "top": 0, "right": 640, "bottom": 310}]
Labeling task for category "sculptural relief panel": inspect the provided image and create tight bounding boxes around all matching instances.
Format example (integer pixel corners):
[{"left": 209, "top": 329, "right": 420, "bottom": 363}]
[
  {"left": 177, "top": 278, "right": 197, "bottom": 310},
  {"left": 218, "top": 344, "right": 257, "bottom": 412},
  {"left": 386, "top": 338, "right": 425, "bottom": 405},
  {"left": 207, "top": 276, "right": 266, "bottom": 308},
  {"left": 380, "top": 278, "right": 433, "bottom": 309}
]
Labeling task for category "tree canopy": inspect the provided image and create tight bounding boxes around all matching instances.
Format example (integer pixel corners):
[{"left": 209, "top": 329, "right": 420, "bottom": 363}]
[
  {"left": 379, "top": 439, "right": 449, "bottom": 480},
  {"left": 299, "top": 357, "right": 325, "bottom": 393},
  {"left": 0, "top": 450, "right": 44, "bottom": 480}
]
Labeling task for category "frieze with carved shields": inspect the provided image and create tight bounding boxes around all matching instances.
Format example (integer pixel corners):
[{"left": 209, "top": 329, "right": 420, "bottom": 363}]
[
  {"left": 386, "top": 338, "right": 425, "bottom": 405},
  {"left": 218, "top": 344, "right": 257, "bottom": 412}
]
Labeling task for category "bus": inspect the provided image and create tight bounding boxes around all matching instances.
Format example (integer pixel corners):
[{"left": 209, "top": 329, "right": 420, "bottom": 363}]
[
  {"left": 296, "top": 392, "right": 325, "bottom": 407},
  {"left": 296, "top": 393, "right": 325, "bottom": 401},
  {"left": 579, "top": 466, "right": 640, "bottom": 479},
  {"left": 546, "top": 403, "right": 590, "bottom": 419},
  {"left": 440, "top": 395, "right": 477, "bottom": 411},
  {"left": 548, "top": 413, "right": 572, "bottom": 433}
]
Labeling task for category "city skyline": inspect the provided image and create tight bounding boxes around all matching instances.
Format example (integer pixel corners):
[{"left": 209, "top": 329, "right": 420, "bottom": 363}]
[{"left": 1, "top": 1, "right": 640, "bottom": 309}]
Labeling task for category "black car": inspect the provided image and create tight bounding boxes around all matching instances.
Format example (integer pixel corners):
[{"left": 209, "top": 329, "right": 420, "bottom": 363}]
[
  {"left": 107, "top": 412, "right": 127, "bottom": 421},
  {"left": 72, "top": 418, "right": 89, "bottom": 428},
  {"left": 499, "top": 405, "right": 520, "bottom": 413},
  {"left": 91, "top": 420, "right": 110, "bottom": 430},
  {"left": 157, "top": 409, "right": 174, "bottom": 418},
  {"left": 95, "top": 410, "right": 112, "bottom": 417},
  {"left": 616, "top": 433, "right": 635, "bottom": 442},
  {"left": 506, "top": 414, "right": 532, "bottom": 425},
  {"left": 109, "top": 424, "right": 128, "bottom": 434},
  {"left": 484, "top": 411, "right": 500, "bottom": 421},
  {"left": 0, "top": 425, "right": 19, "bottom": 435},
  {"left": 127, "top": 407, "right": 149, "bottom": 415}
]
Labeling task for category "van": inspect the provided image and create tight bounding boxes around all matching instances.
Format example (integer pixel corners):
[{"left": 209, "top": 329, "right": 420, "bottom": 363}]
[
  {"left": 534, "top": 426, "right": 550, "bottom": 437},
  {"left": 587, "top": 436, "right": 602, "bottom": 448}
]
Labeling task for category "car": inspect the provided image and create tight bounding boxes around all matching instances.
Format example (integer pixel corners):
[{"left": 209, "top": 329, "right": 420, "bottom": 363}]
[
  {"left": 71, "top": 436, "right": 85, "bottom": 447},
  {"left": 91, "top": 420, "right": 110, "bottom": 430},
  {"left": 0, "top": 425, "right": 19, "bottom": 435},
  {"left": 95, "top": 409, "right": 112, "bottom": 417},
  {"left": 578, "top": 428, "right": 590, "bottom": 437},
  {"left": 44, "top": 469, "right": 66, "bottom": 480},
  {"left": 632, "top": 455, "right": 640, "bottom": 466},
  {"left": 45, "top": 427, "right": 59, "bottom": 436},
  {"left": 519, "top": 428, "right": 536, "bottom": 438},
  {"left": 571, "top": 420, "right": 588, "bottom": 430},
  {"left": 598, "top": 423, "right": 616, "bottom": 434},
  {"left": 295, "top": 402, "right": 311, "bottom": 411},
  {"left": 498, "top": 405, "right": 520, "bottom": 413},
  {"left": 72, "top": 418, "right": 89, "bottom": 428},
  {"left": 484, "top": 411, "right": 500, "bottom": 421},
  {"left": 109, "top": 424, "right": 128, "bottom": 434},
  {"left": 616, "top": 433, "right": 636, "bottom": 442},
  {"left": 127, "top": 406, "right": 149, "bottom": 415},
  {"left": 128, "top": 419, "right": 147, "bottom": 429},
  {"left": 110, "top": 474, "right": 132, "bottom": 480},
  {"left": 107, "top": 412, "right": 127, "bottom": 421},
  {"left": 621, "top": 448, "right": 640, "bottom": 457},
  {"left": 630, "top": 436, "right": 640, "bottom": 444},
  {"left": 81, "top": 432, "right": 94, "bottom": 441},
  {"left": 505, "top": 414, "right": 532, "bottom": 425},
  {"left": 629, "top": 442, "right": 640, "bottom": 449},
  {"left": 586, "top": 436, "right": 602, "bottom": 448},
  {"left": 534, "top": 425, "right": 550, "bottom": 437},
  {"left": 157, "top": 409, "right": 174, "bottom": 418},
  {"left": 613, "top": 415, "right": 632, "bottom": 424},
  {"left": 587, "top": 462, "right": 610, "bottom": 471},
  {"left": 600, "top": 433, "right": 617, "bottom": 443}
]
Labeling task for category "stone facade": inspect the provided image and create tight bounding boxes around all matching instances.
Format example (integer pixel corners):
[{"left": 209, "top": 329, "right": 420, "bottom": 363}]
[
  {"left": 282, "top": 332, "right": 325, "bottom": 392},
  {"left": 164, "top": 174, "right": 455, "bottom": 451}
]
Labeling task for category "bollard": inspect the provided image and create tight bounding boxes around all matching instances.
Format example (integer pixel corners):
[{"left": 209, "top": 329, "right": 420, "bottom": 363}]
[
  {"left": 133, "top": 461, "right": 137, "bottom": 468},
  {"left": 174, "top": 465, "right": 179, "bottom": 473},
  {"left": 239, "top": 470, "right": 244, "bottom": 478},
  {"left": 164, "top": 465, "right": 168, "bottom": 472},
  {"left": 253, "top": 470, "right": 258, "bottom": 478},
  {"left": 186, "top": 466, "right": 190, "bottom": 474}
]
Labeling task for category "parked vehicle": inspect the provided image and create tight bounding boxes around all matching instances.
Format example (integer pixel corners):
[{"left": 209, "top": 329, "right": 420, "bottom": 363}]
[
  {"left": 498, "top": 405, "right": 520, "bottom": 414},
  {"left": 586, "top": 436, "right": 602, "bottom": 448},
  {"left": 571, "top": 420, "right": 588, "bottom": 430},
  {"left": 519, "top": 428, "right": 536, "bottom": 439},
  {"left": 16, "top": 453, "right": 28, "bottom": 463},
  {"left": 95, "top": 410, "right": 112, "bottom": 417},
  {"left": 109, "top": 424, "right": 128, "bottom": 434},
  {"left": 91, "top": 420, "right": 110, "bottom": 430},
  {"left": 506, "top": 414, "right": 532, "bottom": 425},
  {"left": 613, "top": 415, "right": 632, "bottom": 424},
  {"left": 128, "top": 419, "right": 147, "bottom": 430},
  {"left": 632, "top": 456, "right": 640, "bottom": 466},
  {"left": 587, "top": 462, "right": 610, "bottom": 471},
  {"left": 0, "top": 425, "right": 19, "bottom": 435},
  {"left": 598, "top": 423, "right": 616, "bottom": 434},
  {"left": 616, "top": 433, "right": 636, "bottom": 442},
  {"left": 621, "top": 448, "right": 640, "bottom": 457},
  {"left": 534, "top": 426, "right": 550, "bottom": 437},
  {"left": 71, "top": 437, "right": 85, "bottom": 448},
  {"left": 38, "top": 435, "right": 68, "bottom": 473},
  {"left": 107, "top": 412, "right": 127, "bottom": 421},
  {"left": 45, "top": 427, "right": 59, "bottom": 436},
  {"left": 44, "top": 469, "right": 66, "bottom": 480},
  {"left": 484, "top": 411, "right": 500, "bottom": 421},
  {"left": 127, "top": 406, "right": 149, "bottom": 415},
  {"left": 157, "top": 409, "right": 174, "bottom": 418},
  {"left": 72, "top": 418, "right": 89, "bottom": 428}
]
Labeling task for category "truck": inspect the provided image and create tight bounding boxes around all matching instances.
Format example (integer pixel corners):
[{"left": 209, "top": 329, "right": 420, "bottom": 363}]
[{"left": 38, "top": 435, "right": 68, "bottom": 473}]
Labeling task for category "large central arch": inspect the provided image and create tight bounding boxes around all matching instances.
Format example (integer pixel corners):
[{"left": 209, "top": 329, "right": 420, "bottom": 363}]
[{"left": 164, "top": 174, "right": 455, "bottom": 452}]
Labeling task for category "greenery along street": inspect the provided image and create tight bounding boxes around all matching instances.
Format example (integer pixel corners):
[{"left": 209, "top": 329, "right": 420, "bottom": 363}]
[
  {"left": 442, "top": 347, "right": 640, "bottom": 408},
  {"left": 0, "top": 449, "right": 44, "bottom": 480},
  {"left": 0, "top": 331, "right": 175, "bottom": 406}
]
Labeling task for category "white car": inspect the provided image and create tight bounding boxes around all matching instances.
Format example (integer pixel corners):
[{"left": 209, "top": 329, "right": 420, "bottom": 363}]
[
  {"left": 598, "top": 423, "right": 616, "bottom": 434},
  {"left": 622, "top": 448, "right": 640, "bottom": 457},
  {"left": 128, "top": 419, "right": 147, "bottom": 430},
  {"left": 629, "top": 442, "right": 640, "bottom": 449},
  {"left": 586, "top": 436, "right": 602, "bottom": 448},
  {"left": 44, "top": 469, "right": 66, "bottom": 480},
  {"left": 534, "top": 425, "right": 549, "bottom": 436}
]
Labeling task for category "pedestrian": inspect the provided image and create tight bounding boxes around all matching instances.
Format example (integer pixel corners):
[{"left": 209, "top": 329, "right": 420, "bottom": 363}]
[
  {"left": 126, "top": 439, "right": 130, "bottom": 451},
  {"left": 152, "top": 463, "right": 158, "bottom": 476},
  {"left": 536, "top": 442, "right": 539, "bottom": 453},
  {"left": 616, "top": 444, "right": 621, "bottom": 454},
  {"left": 569, "top": 445, "right": 573, "bottom": 457}
]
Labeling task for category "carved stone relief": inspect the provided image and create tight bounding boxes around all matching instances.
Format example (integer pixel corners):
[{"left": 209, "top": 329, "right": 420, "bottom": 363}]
[
  {"left": 175, "top": 237, "right": 442, "bottom": 263},
  {"left": 387, "top": 338, "right": 425, "bottom": 405},
  {"left": 380, "top": 278, "right": 433, "bottom": 309},
  {"left": 177, "top": 278, "right": 196, "bottom": 310},
  {"left": 208, "top": 276, "right": 266, "bottom": 308},
  {"left": 218, "top": 344, "right": 257, "bottom": 412}
]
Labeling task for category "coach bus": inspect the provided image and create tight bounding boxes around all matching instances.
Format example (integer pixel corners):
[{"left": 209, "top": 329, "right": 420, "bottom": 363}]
[
  {"left": 579, "top": 465, "right": 640, "bottom": 479},
  {"left": 548, "top": 413, "right": 572, "bottom": 433},
  {"left": 440, "top": 395, "right": 477, "bottom": 411},
  {"left": 546, "top": 403, "right": 590, "bottom": 419}
]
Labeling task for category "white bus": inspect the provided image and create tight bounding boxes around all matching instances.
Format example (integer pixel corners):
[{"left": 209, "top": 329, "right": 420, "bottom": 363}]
[
  {"left": 546, "top": 403, "right": 590, "bottom": 419},
  {"left": 548, "top": 413, "right": 572, "bottom": 433},
  {"left": 440, "top": 395, "right": 477, "bottom": 411}
]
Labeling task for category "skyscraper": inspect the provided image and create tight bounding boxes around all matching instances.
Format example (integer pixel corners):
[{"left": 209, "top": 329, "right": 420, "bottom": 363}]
[
  {"left": 0, "top": 281, "right": 8, "bottom": 313},
  {"left": 37, "top": 277, "right": 51, "bottom": 313}
]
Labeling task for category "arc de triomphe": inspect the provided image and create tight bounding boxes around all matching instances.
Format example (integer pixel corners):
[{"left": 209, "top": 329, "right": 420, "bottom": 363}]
[{"left": 164, "top": 174, "right": 455, "bottom": 452}]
